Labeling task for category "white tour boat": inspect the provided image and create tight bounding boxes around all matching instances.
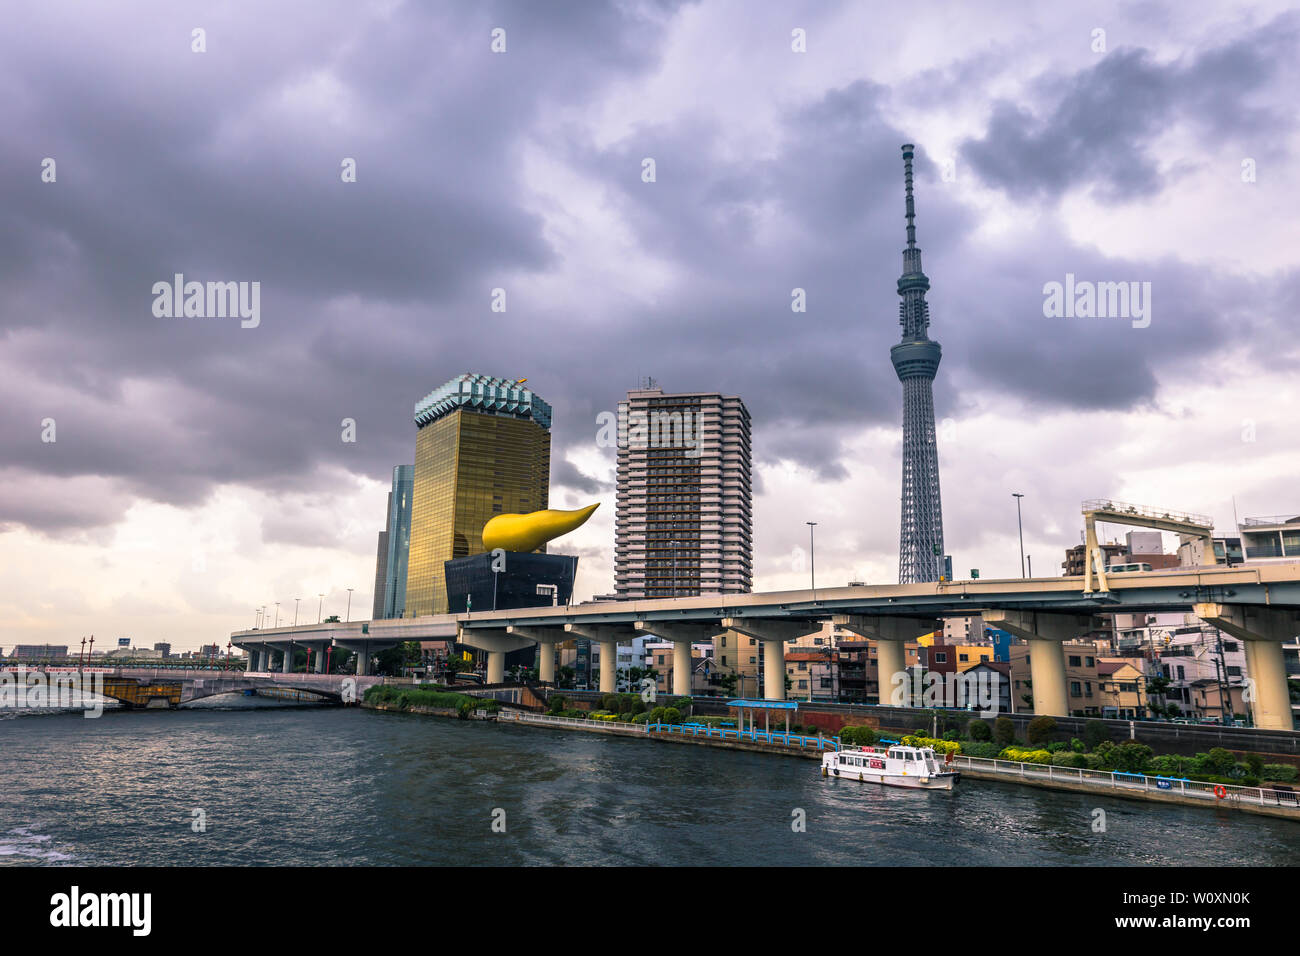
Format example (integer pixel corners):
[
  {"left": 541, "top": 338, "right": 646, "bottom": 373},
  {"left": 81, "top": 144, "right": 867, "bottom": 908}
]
[{"left": 821, "top": 744, "right": 960, "bottom": 791}]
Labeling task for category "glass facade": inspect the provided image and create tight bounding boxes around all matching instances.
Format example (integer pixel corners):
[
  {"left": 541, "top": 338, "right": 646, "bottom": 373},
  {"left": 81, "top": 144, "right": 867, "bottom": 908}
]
[
  {"left": 376, "top": 466, "right": 414, "bottom": 618},
  {"left": 405, "top": 381, "right": 551, "bottom": 616}
]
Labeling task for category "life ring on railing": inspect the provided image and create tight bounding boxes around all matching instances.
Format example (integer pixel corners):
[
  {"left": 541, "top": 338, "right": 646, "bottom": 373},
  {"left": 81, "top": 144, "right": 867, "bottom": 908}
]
[
  {"left": 833, "top": 767, "right": 839, "bottom": 776},
  {"left": 1213, "top": 784, "right": 1227, "bottom": 800}
]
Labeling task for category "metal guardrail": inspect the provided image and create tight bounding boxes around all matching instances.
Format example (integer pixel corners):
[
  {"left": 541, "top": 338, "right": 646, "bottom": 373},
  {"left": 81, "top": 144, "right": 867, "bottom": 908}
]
[
  {"left": 500, "top": 711, "right": 842, "bottom": 751},
  {"left": 648, "top": 721, "right": 841, "bottom": 751},
  {"left": 1240, "top": 514, "right": 1300, "bottom": 528},
  {"left": 951, "top": 754, "right": 1300, "bottom": 810},
  {"left": 1081, "top": 499, "right": 1213, "bottom": 528},
  {"left": 499, "top": 711, "right": 646, "bottom": 732}
]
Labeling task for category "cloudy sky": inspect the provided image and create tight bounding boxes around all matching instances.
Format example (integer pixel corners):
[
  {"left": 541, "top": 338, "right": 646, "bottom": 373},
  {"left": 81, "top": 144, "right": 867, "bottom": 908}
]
[{"left": 2, "top": 0, "right": 1297, "bottom": 652}]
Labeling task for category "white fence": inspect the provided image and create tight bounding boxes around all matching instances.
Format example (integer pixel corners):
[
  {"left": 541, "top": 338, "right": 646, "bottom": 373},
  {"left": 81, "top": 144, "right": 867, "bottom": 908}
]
[
  {"left": 951, "top": 754, "right": 1299, "bottom": 810},
  {"left": 498, "top": 711, "right": 647, "bottom": 733}
]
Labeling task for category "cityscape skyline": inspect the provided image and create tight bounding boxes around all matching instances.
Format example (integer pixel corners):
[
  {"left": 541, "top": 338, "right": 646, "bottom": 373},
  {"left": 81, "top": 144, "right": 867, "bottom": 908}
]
[{"left": 2, "top": 2, "right": 1298, "bottom": 651}]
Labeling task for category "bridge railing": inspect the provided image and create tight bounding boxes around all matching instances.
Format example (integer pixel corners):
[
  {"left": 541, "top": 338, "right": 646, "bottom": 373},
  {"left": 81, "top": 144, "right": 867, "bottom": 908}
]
[
  {"left": 950, "top": 754, "right": 1299, "bottom": 810},
  {"left": 1081, "top": 499, "right": 1213, "bottom": 528}
]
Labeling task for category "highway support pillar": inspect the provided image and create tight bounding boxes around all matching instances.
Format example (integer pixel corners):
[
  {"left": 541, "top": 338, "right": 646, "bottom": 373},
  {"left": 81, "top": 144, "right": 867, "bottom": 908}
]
[
  {"left": 565, "top": 624, "right": 638, "bottom": 694},
  {"left": 458, "top": 627, "right": 535, "bottom": 685},
  {"left": 833, "top": 614, "right": 937, "bottom": 706},
  {"left": 720, "top": 618, "right": 821, "bottom": 702},
  {"left": 355, "top": 648, "right": 368, "bottom": 676},
  {"left": 281, "top": 647, "right": 293, "bottom": 674},
  {"left": 507, "top": 625, "right": 569, "bottom": 685},
  {"left": 1195, "top": 603, "right": 1299, "bottom": 731},
  {"left": 634, "top": 621, "right": 722, "bottom": 698},
  {"left": 982, "top": 611, "right": 1104, "bottom": 717},
  {"left": 315, "top": 644, "right": 327, "bottom": 673}
]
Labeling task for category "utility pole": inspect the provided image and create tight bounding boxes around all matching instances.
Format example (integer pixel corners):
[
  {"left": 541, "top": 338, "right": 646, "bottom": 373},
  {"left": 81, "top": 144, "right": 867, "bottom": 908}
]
[
  {"left": 1012, "top": 493, "right": 1026, "bottom": 578},
  {"left": 346, "top": 588, "right": 354, "bottom": 623},
  {"left": 317, "top": 593, "right": 324, "bottom": 624},
  {"left": 294, "top": 597, "right": 300, "bottom": 626},
  {"left": 807, "top": 521, "right": 818, "bottom": 599}
]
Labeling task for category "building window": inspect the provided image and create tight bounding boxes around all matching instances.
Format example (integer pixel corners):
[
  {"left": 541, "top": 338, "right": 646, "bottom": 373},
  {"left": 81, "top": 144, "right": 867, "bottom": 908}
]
[
  {"left": 935, "top": 652, "right": 947, "bottom": 663},
  {"left": 1068, "top": 656, "right": 1082, "bottom": 667},
  {"left": 1070, "top": 681, "right": 1082, "bottom": 697}
]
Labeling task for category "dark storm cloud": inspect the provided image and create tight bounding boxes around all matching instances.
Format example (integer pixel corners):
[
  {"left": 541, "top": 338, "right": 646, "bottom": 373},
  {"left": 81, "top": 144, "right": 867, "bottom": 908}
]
[
  {"left": 0, "top": 1, "right": 1292, "bottom": 539},
  {"left": 961, "top": 11, "right": 1299, "bottom": 202},
  {"left": 0, "top": 0, "right": 686, "bottom": 532}
]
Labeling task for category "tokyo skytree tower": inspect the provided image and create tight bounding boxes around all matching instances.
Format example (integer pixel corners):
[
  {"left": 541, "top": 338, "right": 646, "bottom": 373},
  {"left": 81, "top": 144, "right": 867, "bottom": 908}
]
[{"left": 890, "top": 144, "right": 945, "bottom": 584}]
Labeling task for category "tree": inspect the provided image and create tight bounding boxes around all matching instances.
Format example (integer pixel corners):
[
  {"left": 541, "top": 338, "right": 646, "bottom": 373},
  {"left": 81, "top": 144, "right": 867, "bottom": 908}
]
[
  {"left": 717, "top": 673, "right": 739, "bottom": 696},
  {"left": 1027, "top": 716, "right": 1057, "bottom": 745},
  {"left": 1146, "top": 674, "right": 1171, "bottom": 717},
  {"left": 968, "top": 718, "right": 992, "bottom": 742},
  {"left": 994, "top": 716, "right": 1015, "bottom": 747},
  {"left": 375, "top": 641, "right": 421, "bottom": 677},
  {"left": 1083, "top": 718, "right": 1110, "bottom": 751},
  {"left": 323, "top": 615, "right": 341, "bottom": 623}
]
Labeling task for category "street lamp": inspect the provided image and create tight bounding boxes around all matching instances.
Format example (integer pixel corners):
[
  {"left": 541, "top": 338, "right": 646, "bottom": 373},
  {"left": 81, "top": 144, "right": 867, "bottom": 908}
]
[
  {"left": 294, "top": 597, "right": 300, "bottom": 626},
  {"left": 274, "top": 602, "right": 281, "bottom": 627},
  {"left": 317, "top": 593, "right": 324, "bottom": 624},
  {"left": 806, "top": 522, "right": 818, "bottom": 598},
  {"left": 1012, "top": 493, "right": 1026, "bottom": 578},
  {"left": 346, "top": 588, "right": 354, "bottom": 622}
]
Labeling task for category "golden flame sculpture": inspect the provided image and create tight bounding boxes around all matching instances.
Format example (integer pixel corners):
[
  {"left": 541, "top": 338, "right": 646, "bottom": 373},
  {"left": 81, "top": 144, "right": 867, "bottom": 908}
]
[{"left": 481, "top": 503, "right": 599, "bottom": 553}]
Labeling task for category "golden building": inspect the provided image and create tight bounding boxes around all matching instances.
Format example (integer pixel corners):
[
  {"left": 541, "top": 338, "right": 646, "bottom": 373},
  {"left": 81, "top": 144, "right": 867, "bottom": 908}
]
[{"left": 404, "top": 374, "right": 552, "bottom": 616}]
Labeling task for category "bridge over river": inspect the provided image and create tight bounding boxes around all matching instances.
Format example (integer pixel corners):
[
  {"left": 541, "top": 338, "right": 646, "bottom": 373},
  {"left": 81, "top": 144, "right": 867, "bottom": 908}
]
[
  {"left": 233, "top": 562, "right": 1300, "bottom": 729},
  {"left": 3, "top": 667, "right": 387, "bottom": 709}
]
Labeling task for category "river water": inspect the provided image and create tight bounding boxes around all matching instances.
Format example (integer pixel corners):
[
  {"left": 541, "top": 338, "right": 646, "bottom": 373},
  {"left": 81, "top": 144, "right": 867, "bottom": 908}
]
[{"left": 1, "top": 705, "right": 1295, "bottom": 866}]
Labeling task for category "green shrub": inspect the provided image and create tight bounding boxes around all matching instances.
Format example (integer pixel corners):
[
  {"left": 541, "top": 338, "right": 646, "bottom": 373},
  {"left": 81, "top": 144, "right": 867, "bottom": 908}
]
[
  {"left": 942, "top": 730, "right": 961, "bottom": 742},
  {"left": 548, "top": 694, "right": 566, "bottom": 714},
  {"left": 968, "top": 718, "right": 992, "bottom": 742},
  {"left": 1148, "top": 754, "right": 1193, "bottom": 777},
  {"left": 1097, "top": 741, "right": 1152, "bottom": 773},
  {"left": 839, "top": 725, "right": 877, "bottom": 746},
  {"left": 1070, "top": 737, "right": 1085, "bottom": 753},
  {"left": 1263, "top": 763, "right": 1299, "bottom": 783},
  {"left": 1083, "top": 719, "right": 1110, "bottom": 751},
  {"left": 1196, "top": 748, "right": 1237, "bottom": 777},
  {"left": 994, "top": 717, "right": 1016, "bottom": 747},
  {"left": 999, "top": 747, "right": 1052, "bottom": 764},
  {"left": 962, "top": 741, "right": 999, "bottom": 759},
  {"left": 662, "top": 707, "right": 682, "bottom": 724},
  {"left": 1051, "top": 751, "right": 1088, "bottom": 768},
  {"left": 901, "top": 735, "right": 961, "bottom": 755},
  {"left": 1245, "top": 753, "right": 1264, "bottom": 777},
  {"left": 1045, "top": 741, "right": 1067, "bottom": 753},
  {"left": 1027, "top": 715, "right": 1057, "bottom": 745}
]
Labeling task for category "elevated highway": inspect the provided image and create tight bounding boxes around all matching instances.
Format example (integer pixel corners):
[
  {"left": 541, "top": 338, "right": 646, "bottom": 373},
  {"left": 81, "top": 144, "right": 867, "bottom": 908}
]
[{"left": 231, "top": 563, "right": 1300, "bottom": 729}]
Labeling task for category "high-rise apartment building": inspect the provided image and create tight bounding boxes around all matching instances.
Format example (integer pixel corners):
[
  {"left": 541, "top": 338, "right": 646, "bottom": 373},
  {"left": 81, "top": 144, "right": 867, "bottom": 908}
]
[
  {"left": 614, "top": 383, "right": 752, "bottom": 599},
  {"left": 372, "top": 465, "right": 414, "bottom": 619},
  {"left": 404, "top": 374, "right": 552, "bottom": 616}
]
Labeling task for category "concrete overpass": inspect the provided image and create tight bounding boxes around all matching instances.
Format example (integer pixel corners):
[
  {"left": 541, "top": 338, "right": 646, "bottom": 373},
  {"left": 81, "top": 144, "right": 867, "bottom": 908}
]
[{"left": 231, "top": 563, "right": 1300, "bottom": 729}]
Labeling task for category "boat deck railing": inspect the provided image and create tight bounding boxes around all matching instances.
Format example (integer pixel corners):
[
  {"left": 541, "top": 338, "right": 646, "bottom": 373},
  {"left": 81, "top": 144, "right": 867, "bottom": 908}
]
[{"left": 951, "top": 753, "right": 1300, "bottom": 810}]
